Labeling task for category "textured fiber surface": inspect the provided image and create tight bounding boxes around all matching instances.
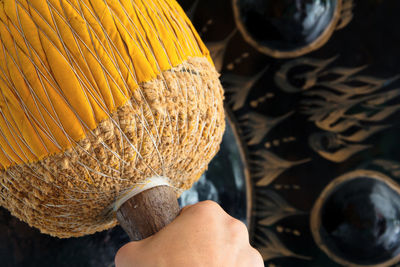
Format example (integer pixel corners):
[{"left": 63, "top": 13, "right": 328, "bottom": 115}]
[
  {"left": 0, "top": 0, "right": 210, "bottom": 168},
  {"left": 0, "top": 57, "right": 225, "bottom": 237}
]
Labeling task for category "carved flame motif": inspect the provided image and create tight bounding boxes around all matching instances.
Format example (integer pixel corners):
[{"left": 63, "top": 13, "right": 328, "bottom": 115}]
[
  {"left": 206, "top": 30, "right": 237, "bottom": 72},
  {"left": 336, "top": 0, "right": 354, "bottom": 30},
  {"left": 241, "top": 111, "right": 294, "bottom": 146},
  {"left": 222, "top": 66, "right": 269, "bottom": 111},
  {"left": 185, "top": 0, "right": 200, "bottom": 20},
  {"left": 251, "top": 149, "right": 310, "bottom": 187},
  {"left": 255, "top": 190, "right": 305, "bottom": 226},
  {"left": 255, "top": 227, "right": 311, "bottom": 261},
  {"left": 276, "top": 57, "right": 400, "bottom": 162},
  {"left": 361, "top": 159, "right": 400, "bottom": 179}
]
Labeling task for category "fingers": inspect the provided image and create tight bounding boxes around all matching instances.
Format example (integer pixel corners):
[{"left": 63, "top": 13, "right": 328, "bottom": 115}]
[
  {"left": 115, "top": 200, "right": 263, "bottom": 267},
  {"left": 115, "top": 241, "right": 144, "bottom": 267},
  {"left": 247, "top": 247, "right": 264, "bottom": 267},
  {"left": 237, "top": 247, "right": 264, "bottom": 267},
  {"left": 179, "top": 200, "right": 232, "bottom": 224},
  {"left": 179, "top": 203, "right": 195, "bottom": 213},
  {"left": 115, "top": 242, "right": 134, "bottom": 267},
  {"left": 180, "top": 201, "right": 250, "bottom": 245},
  {"left": 227, "top": 217, "right": 250, "bottom": 244}
]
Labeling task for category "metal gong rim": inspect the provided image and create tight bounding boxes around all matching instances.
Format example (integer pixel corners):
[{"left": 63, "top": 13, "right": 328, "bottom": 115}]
[
  {"left": 232, "top": 0, "right": 343, "bottom": 58},
  {"left": 311, "top": 170, "right": 400, "bottom": 267}
]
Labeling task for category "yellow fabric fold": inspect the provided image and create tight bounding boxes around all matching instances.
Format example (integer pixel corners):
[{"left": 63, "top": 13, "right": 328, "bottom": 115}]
[{"left": 0, "top": 0, "right": 211, "bottom": 169}]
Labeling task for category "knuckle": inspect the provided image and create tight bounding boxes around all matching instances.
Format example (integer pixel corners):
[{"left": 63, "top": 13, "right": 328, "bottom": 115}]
[
  {"left": 198, "top": 200, "right": 222, "bottom": 211},
  {"left": 188, "top": 201, "right": 228, "bottom": 229},
  {"left": 192, "top": 200, "right": 224, "bottom": 217},
  {"left": 115, "top": 242, "right": 138, "bottom": 266},
  {"left": 250, "top": 247, "right": 264, "bottom": 266},
  {"left": 228, "top": 218, "right": 249, "bottom": 241}
]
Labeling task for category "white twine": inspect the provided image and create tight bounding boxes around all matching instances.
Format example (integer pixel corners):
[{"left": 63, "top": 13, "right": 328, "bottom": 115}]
[
  {"left": 0, "top": 0, "right": 216, "bottom": 220},
  {"left": 113, "top": 176, "right": 172, "bottom": 211}
]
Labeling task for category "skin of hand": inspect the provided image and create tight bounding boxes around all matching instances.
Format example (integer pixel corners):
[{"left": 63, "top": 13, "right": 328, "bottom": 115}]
[{"left": 115, "top": 200, "right": 264, "bottom": 267}]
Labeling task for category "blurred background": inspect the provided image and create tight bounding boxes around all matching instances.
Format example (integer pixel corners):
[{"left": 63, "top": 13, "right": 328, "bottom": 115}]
[{"left": 2, "top": 0, "right": 400, "bottom": 266}]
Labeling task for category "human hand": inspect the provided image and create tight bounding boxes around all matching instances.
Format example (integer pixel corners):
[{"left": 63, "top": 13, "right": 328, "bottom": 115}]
[{"left": 115, "top": 200, "right": 263, "bottom": 267}]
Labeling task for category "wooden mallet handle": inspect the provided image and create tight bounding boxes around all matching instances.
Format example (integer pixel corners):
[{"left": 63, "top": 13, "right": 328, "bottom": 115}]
[{"left": 116, "top": 186, "right": 180, "bottom": 241}]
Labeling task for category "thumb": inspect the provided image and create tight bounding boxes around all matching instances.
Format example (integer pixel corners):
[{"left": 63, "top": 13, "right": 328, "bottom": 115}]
[{"left": 115, "top": 240, "right": 144, "bottom": 267}]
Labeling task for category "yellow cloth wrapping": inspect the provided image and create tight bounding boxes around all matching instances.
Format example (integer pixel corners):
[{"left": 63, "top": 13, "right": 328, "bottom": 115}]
[{"left": 0, "top": 0, "right": 210, "bottom": 169}]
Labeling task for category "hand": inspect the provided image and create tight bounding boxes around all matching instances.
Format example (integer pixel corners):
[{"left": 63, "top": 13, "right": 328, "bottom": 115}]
[{"left": 115, "top": 200, "right": 264, "bottom": 267}]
